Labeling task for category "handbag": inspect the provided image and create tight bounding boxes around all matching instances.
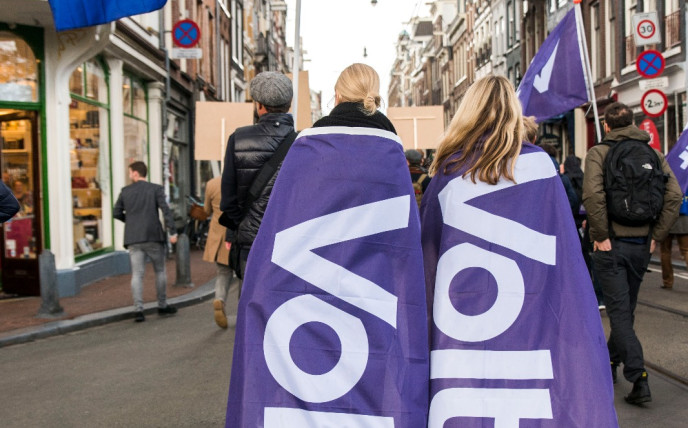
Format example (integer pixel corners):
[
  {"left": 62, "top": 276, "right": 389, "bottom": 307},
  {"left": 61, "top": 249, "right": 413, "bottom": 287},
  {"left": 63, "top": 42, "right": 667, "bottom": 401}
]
[{"left": 680, "top": 194, "right": 688, "bottom": 216}]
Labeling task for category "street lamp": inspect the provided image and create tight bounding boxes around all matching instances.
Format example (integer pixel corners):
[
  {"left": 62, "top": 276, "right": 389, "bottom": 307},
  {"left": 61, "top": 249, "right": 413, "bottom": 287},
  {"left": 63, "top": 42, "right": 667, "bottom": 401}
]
[{"left": 371, "top": 0, "right": 378, "bottom": 6}]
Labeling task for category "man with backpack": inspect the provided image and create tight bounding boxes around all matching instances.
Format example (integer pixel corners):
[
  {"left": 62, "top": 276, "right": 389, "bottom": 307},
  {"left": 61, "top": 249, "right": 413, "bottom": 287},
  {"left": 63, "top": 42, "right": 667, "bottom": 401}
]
[
  {"left": 583, "top": 102, "right": 681, "bottom": 405},
  {"left": 405, "top": 149, "right": 431, "bottom": 208}
]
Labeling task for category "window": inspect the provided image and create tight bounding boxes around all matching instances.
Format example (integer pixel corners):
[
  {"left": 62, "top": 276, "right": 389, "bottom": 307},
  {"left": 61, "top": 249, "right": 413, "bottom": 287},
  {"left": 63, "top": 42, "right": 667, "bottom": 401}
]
[
  {"left": 606, "top": 0, "right": 616, "bottom": 74},
  {"left": 0, "top": 32, "right": 38, "bottom": 102},
  {"left": 69, "top": 59, "right": 111, "bottom": 257},
  {"left": 591, "top": 3, "right": 602, "bottom": 80},
  {"left": 122, "top": 75, "right": 148, "bottom": 184},
  {"left": 232, "top": 0, "right": 244, "bottom": 64}
]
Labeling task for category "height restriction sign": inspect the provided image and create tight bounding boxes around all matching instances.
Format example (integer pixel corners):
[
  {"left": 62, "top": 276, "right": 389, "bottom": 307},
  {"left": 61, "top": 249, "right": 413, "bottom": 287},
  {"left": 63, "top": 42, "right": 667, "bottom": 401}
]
[
  {"left": 641, "top": 89, "right": 667, "bottom": 118},
  {"left": 632, "top": 12, "right": 661, "bottom": 46}
]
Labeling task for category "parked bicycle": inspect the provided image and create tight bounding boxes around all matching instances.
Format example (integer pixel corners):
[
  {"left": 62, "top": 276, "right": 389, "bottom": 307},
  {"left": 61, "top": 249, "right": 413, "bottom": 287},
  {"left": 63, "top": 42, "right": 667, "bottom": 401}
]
[{"left": 181, "top": 195, "right": 209, "bottom": 251}]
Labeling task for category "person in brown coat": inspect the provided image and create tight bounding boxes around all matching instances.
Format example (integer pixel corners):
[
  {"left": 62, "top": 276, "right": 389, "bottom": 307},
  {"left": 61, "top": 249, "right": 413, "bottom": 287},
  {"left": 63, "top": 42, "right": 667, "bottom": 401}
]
[{"left": 203, "top": 176, "right": 238, "bottom": 328}]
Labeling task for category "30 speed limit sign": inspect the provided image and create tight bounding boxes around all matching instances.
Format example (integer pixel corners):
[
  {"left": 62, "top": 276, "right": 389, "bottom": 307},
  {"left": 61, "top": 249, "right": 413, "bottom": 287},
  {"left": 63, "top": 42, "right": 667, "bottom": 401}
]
[
  {"left": 632, "top": 12, "right": 661, "bottom": 46},
  {"left": 641, "top": 89, "right": 667, "bottom": 118}
]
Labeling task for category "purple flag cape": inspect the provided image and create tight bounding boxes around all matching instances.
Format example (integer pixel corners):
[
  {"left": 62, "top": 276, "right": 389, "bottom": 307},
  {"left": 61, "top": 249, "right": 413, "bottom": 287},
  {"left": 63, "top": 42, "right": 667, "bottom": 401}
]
[
  {"left": 666, "top": 122, "right": 688, "bottom": 193},
  {"left": 226, "top": 127, "right": 429, "bottom": 427},
  {"left": 48, "top": 0, "right": 167, "bottom": 32},
  {"left": 421, "top": 143, "right": 618, "bottom": 427},
  {"left": 517, "top": 8, "right": 589, "bottom": 122}
]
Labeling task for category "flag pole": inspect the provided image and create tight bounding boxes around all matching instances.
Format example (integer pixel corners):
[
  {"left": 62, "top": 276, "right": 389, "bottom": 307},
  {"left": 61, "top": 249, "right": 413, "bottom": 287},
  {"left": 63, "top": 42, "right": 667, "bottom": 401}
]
[{"left": 573, "top": 0, "right": 602, "bottom": 144}]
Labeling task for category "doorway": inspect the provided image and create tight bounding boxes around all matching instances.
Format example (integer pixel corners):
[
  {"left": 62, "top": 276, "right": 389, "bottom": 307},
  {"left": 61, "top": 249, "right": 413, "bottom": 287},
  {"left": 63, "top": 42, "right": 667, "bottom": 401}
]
[{"left": 0, "top": 109, "right": 42, "bottom": 296}]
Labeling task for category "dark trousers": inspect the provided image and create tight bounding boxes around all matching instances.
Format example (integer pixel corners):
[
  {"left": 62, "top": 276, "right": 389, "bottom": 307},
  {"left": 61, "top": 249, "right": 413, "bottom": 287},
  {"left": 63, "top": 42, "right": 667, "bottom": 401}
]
[{"left": 591, "top": 239, "right": 650, "bottom": 383}]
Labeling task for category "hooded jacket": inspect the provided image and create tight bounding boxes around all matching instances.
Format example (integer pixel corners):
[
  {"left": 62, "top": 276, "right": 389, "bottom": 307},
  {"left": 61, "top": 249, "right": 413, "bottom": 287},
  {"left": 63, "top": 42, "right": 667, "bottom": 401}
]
[{"left": 582, "top": 124, "right": 682, "bottom": 243}]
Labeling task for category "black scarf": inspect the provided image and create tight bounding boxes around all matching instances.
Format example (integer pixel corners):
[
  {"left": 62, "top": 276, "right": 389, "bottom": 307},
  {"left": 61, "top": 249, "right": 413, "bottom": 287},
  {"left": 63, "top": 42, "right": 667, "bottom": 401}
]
[{"left": 312, "top": 102, "right": 397, "bottom": 133}]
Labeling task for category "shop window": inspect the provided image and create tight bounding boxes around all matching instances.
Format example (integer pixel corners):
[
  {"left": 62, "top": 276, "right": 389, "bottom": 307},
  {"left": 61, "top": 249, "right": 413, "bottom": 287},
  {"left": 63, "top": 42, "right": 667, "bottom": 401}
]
[
  {"left": 69, "top": 59, "right": 111, "bottom": 257},
  {"left": 122, "top": 74, "right": 148, "bottom": 183},
  {"left": 0, "top": 32, "right": 38, "bottom": 103}
]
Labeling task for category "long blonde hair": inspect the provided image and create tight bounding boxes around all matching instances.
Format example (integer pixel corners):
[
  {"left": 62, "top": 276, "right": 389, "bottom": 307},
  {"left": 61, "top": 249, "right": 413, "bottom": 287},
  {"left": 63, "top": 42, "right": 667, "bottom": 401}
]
[
  {"left": 335, "top": 63, "right": 382, "bottom": 115},
  {"left": 430, "top": 75, "right": 523, "bottom": 185}
]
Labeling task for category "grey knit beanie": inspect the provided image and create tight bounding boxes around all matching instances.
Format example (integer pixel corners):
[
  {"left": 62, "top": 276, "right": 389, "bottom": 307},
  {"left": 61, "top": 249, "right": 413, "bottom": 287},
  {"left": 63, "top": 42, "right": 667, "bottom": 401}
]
[{"left": 250, "top": 72, "right": 293, "bottom": 107}]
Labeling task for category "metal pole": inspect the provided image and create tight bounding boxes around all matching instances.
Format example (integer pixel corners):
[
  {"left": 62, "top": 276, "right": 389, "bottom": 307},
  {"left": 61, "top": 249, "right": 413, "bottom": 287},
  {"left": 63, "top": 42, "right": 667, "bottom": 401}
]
[
  {"left": 292, "top": 0, "right": 302, "bottom": 130},
  {"left": 574, "top": 2, "right": 602, "bottom": 144}
]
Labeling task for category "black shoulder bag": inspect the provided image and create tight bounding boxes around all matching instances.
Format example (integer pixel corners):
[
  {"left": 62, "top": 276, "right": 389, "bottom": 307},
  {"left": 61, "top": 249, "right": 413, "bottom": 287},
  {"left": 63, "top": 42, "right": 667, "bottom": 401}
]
[{"left": 221, "top": 131, "right": 298, "bottom": 277}]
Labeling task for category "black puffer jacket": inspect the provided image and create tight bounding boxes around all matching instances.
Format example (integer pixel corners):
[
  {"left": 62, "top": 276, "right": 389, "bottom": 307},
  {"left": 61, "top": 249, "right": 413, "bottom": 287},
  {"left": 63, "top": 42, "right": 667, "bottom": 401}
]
[{"left": 220, "top": 113, "right": 294, "bottom": 247}]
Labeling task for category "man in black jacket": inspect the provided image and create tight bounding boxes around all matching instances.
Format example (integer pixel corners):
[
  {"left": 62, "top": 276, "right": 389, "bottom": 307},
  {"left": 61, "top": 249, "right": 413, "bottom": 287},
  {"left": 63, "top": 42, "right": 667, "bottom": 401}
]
[
  {"left": 114, "top": 161, "right": 178, "bottom": 322},
  {"left": 220, "top": 71, "right": 294, "bottom": 280}
]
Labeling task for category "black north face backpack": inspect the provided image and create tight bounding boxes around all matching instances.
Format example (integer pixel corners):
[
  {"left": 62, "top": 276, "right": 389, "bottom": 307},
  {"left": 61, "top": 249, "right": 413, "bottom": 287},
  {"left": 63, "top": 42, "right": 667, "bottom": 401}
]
[{"left": 602, "top": 140, "right": 667, "bottom": 227}]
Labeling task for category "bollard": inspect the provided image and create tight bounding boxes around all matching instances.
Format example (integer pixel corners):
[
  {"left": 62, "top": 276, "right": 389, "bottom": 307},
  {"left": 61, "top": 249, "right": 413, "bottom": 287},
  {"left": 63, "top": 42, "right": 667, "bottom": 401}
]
[
  {"left": 36, "top": 250, "right": 66, "bottom": 319},
  {"left": 174, "top": 233, "right": 194, "bottom": 288}
]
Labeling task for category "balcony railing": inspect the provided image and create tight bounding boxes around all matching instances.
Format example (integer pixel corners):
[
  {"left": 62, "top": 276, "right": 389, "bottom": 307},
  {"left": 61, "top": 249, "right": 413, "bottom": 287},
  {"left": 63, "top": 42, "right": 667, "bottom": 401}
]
[{"left": 665, "top": 10, "right": 681, "bottom": 49}]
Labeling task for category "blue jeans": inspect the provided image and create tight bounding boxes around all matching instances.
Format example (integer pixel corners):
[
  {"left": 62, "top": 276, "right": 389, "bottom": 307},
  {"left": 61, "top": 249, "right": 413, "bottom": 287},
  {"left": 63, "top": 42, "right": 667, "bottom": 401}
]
[
  {"left": 591, "top": 239, "right": 650, "bottom": 383},
  {"left": 129, "top": 242, "right": 168, "bottom": 312}
]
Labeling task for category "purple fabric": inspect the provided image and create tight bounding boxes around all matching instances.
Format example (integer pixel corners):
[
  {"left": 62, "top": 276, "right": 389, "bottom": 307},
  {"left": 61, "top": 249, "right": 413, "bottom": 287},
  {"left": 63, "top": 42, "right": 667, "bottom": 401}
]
[
  {"left": 226, "top": 127, "right": 429, "bottom": 427},
  {"left": 48, "top": 0, "right": 167, "bottom": 32},
  {"left": 517, "top": 8, "right": 589, "bottom": 122},
  {"left": 666, "top": 123, "right": 688, "bottom": 193},
  {"left": 421, "top": 143, "right": 618, "bottom": 427}
]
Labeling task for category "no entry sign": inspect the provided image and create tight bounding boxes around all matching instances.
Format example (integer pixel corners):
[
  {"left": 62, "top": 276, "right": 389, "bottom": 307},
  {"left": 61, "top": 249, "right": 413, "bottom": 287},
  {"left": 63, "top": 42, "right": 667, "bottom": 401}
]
[
  {"left": 636, "top": 50, "right": 665, "bottom": 78},
  {"left": 172, "top": 20, "right": 201, "bottom": 48},
  {"left": 641, "top": 89, "right": 667, "bottom": 118}
]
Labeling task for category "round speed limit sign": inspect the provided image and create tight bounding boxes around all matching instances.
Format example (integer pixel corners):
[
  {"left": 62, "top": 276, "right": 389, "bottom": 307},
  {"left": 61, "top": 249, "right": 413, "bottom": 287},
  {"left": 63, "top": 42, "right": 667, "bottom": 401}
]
[
  {"left": 637, "top": 19, "right": 656, "bottom": 39},
  {"left": 640, "top": 89, "right": 667, "bottom": 118}
]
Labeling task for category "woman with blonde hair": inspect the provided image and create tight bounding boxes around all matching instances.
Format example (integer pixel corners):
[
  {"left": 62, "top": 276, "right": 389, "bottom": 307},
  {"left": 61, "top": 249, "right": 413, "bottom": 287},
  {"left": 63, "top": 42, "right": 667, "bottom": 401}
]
[
  {"left": 226, "top": 63, "right": 428, "bottom": 427},
  {"left": 421, "top": 75, "right": 617, "bottom": 427}
]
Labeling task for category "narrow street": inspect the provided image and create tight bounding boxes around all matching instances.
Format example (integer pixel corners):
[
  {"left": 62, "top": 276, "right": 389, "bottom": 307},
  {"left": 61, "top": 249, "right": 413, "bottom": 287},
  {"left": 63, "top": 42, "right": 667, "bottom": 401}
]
[{"left": 2, "top": 265, "right": 688, "bottom": 427}]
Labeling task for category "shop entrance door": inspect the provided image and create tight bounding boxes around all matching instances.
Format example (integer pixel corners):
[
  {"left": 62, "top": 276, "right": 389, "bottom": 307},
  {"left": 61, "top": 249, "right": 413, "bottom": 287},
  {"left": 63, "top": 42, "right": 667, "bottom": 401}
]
[{"left": 0, "top": 110, "right": 41, "bottom": 296}]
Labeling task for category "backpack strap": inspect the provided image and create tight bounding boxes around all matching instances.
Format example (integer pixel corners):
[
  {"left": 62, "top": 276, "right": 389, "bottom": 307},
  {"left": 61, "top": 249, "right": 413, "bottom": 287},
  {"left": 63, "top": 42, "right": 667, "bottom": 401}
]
[
  {"left": 416, "top": 174, "right": 427, "bottom": 185},
  {"left": 242, "top": 131, "right": 298, "bottom": 216}
]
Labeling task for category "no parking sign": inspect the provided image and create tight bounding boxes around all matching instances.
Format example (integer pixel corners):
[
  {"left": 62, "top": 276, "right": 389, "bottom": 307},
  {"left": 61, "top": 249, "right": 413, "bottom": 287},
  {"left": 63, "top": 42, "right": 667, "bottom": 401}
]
[{"left": 171, "top": 19, "right": 202, "bottom": 59}]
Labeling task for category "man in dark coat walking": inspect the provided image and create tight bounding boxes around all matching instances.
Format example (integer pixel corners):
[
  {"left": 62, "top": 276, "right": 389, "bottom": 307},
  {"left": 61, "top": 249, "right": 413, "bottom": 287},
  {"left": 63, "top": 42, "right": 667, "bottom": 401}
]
[
  {"left": 220, "top": 71, "right": 294, "bottom": 282},
  {"left": 114, "top": 161, "right": 178, "bottom": 322}
]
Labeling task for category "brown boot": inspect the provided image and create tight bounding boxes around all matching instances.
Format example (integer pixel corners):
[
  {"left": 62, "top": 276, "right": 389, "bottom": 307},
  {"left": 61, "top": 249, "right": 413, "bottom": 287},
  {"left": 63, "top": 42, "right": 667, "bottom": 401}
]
[{"left": 213, "top": 299, "right": 228, "bottom": 329}]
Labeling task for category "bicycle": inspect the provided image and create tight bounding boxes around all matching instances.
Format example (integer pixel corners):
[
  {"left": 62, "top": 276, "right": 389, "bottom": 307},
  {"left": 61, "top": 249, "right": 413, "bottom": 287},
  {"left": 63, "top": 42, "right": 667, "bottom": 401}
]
[{"left": 182, "top": 195, "right": 209, "bottom": 251}]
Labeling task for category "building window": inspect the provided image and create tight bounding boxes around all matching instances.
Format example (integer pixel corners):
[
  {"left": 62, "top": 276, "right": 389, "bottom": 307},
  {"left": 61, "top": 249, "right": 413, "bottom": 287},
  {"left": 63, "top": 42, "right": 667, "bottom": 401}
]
[
  {"left": 122, "top": 75, "right": 148, "bottom": 182},
  {"left": 0, "top": 32, "right": 38, "bottom": 102},
  {"left": 591, "top": 2, "right": 602, "bottom": 80},
  {"left": 69, "top": 59, "right": 111, "bottom": 257},
  {"left": 606, "top": 0, "right": 615, "bottom": 75},
  {"left": 232, "top": 0, "right": 244, "bottom": 64}
]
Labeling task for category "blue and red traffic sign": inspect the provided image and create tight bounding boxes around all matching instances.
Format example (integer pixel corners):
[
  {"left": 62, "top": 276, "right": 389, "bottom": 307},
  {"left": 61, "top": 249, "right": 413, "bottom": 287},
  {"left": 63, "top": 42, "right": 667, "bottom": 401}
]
[
  {"left": 172, "top": 20, "right": 201, "bottom": 48},
  {"left": 636, "top": 50, "right": 665, "bottom": 78}
]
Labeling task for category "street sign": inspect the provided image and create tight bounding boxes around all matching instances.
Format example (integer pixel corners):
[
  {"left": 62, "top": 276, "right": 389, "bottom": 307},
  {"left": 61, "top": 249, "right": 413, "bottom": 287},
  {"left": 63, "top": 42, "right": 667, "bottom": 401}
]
[
  {"left": 639, "top": 119, "right": 661, "bottom": 151},
  {"left": 171, "top": 48, "right": 202, "bottom": 59},
  {"left": 632, "top": 12, "right": 661, "bottom": 46},
  {"left": 172, "top": 19, "right": 201, "bottom": 48},
  {"left": 639, "top": 77, "right": 669, "bottom": 91},
  {"left": 636, "top": 50, "right": 665, "bottom": 78},
  {"left": 641, "top": 89, "right": 668, "bottom": 118}
]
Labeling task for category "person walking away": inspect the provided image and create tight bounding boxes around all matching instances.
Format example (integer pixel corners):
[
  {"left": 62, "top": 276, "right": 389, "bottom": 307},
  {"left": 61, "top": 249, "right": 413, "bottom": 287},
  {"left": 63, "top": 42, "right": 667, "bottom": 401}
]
[
  {"left": 225, "top": 63, "right": 428, "bottom": 427},
  {"left": 114, "top": 161, "right": 178, "bottom": 322},
  {"left": 219, "top": 71, "right": 295, "bottom": 286},
  {"left": 421, "top": 75, "right": 617, "bottom": 426},
  {"left": 405, "top": 149, "right": 430, "bottom": 208},
  {"left": 583, "top": 102, "right": 681, "bottom": 405},
  {"left": 660, "top": 189, "right": 688, "bottom": 289},
  {"left": 203, "top": 176, "right": 238, "bottom": 328}
]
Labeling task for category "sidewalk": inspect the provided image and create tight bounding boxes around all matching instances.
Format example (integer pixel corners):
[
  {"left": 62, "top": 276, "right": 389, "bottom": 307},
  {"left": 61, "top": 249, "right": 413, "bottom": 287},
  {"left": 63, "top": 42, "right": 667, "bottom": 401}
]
[{"left": 0, "top": 248, "right": 217, "bottom": 348}]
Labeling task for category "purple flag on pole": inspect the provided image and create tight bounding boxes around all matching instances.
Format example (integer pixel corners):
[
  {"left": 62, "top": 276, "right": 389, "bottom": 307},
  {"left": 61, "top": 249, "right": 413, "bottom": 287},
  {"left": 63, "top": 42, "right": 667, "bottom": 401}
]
[
  {"left": 421, "top": 143, "right": 618, "bottom": 427},
  {"left": 226, "top": 127, "right": 429, "bottom": 427},
  {"left": 517, "top": 8, "right": 589, "bottom": 122},
  {"left": 666, "top": 123, "right": 688, "bottom": 193},
  {"left": 48, "top": 0, "right": 167, "bottom": 32}
]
